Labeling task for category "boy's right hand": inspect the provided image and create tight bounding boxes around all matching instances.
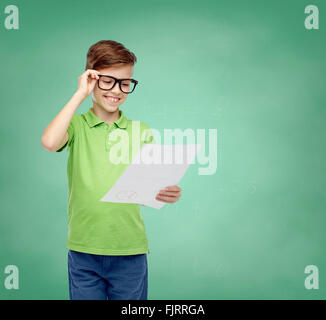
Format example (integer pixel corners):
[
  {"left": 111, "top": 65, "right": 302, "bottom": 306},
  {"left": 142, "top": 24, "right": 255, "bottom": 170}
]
[{"left": 76, "top": 69, "right": 101, "bottom": 99}]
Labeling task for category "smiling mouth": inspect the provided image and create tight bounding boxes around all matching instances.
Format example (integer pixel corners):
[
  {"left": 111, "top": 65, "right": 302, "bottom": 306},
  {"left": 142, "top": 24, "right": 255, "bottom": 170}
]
[{"left": 104, "top": 95, "right": 121, "bottom": 103}]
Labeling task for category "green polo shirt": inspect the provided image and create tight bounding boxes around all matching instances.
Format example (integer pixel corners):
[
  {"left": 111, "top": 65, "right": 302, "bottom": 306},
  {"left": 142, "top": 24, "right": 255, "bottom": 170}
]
[{"left": 56, "top": 107, "right": 155, "bottom": 255}]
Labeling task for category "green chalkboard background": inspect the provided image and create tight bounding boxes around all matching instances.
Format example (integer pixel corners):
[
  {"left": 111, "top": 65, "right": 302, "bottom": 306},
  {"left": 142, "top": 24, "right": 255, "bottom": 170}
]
[{"left": 1, "top": 0, "right": 325, "bottom": 299}]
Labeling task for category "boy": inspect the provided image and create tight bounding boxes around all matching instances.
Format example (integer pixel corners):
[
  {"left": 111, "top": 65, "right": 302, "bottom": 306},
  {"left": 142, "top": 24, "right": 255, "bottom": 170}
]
[{"left": 41, "top": 40, "right": 182, "bottom": 300}]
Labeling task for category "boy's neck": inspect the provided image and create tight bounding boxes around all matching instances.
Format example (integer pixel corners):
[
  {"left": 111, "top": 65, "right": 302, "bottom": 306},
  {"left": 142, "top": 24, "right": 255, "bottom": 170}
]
[{"left": 91, "top": 104, "right": 120, "bottom": 125}]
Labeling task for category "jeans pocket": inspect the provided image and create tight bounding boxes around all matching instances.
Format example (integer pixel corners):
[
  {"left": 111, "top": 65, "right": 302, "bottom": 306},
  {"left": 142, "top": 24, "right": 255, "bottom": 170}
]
[{"left": 68, "top": 250, "right": 100, "bottom": 270}]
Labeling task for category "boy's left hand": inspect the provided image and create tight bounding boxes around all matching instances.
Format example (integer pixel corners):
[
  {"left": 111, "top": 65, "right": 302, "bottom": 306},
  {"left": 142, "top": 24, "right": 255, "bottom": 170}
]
[{"left": 155, "top": 185, "right": 182, "bottom": 204}]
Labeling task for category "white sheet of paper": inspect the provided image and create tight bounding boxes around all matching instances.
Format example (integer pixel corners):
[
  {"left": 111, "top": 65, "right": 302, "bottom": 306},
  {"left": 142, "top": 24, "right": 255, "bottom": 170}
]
[{"left": 100, "top": 144, "right": 202, "bottom": 209}]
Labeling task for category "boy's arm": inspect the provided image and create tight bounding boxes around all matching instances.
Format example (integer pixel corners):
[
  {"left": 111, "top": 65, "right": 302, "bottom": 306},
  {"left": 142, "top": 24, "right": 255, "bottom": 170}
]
[
  {"left": 41, "top": 69, "right": 100, "bottom": 152},
  {"left": 41, "top": 92, "right": 84, "bottom": 152}
]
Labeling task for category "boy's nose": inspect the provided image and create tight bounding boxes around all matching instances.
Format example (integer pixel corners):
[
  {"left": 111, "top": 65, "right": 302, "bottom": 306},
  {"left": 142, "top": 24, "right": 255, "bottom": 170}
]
[{"left": 110, "top": 82, "right": 122, "bottom": 94}]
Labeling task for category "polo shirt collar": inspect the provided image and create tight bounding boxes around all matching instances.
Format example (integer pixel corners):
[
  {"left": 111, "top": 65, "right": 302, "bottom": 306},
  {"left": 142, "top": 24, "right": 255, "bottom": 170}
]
[{"left": 84, "top": 107, "right": 128, "bottom": 129}]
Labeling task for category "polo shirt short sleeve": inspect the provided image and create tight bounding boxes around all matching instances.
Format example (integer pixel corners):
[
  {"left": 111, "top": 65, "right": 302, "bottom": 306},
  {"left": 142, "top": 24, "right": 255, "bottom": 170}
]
[
  {"left": 55, "top": 114, "right": 79, "bottom": 152},
  {"left": 57, "top": 107, "right": 155, "bottom": 255}
]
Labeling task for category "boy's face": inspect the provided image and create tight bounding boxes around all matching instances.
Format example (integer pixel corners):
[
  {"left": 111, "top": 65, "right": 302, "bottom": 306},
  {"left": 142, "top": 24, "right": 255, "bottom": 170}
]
[{"left": 91, "top": 64, "right": 134, "bottom": 113}]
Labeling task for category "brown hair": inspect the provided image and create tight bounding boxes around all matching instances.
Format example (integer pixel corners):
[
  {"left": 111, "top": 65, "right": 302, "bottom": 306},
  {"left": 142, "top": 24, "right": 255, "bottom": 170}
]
[{"left": 85, "top": 40, "right": 137, "bottom": 70}]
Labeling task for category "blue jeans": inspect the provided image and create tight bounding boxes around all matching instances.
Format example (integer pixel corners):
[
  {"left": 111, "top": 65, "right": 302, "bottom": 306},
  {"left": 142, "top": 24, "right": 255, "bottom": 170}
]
[{"left": 67, "top": 250, "right": 148, "bottom": 300}]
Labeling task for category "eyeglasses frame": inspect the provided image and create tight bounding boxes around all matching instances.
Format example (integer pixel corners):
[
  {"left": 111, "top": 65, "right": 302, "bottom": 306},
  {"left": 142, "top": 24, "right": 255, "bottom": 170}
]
[{"left": 97, "top": 74, "right": 139, "bottom": 94}]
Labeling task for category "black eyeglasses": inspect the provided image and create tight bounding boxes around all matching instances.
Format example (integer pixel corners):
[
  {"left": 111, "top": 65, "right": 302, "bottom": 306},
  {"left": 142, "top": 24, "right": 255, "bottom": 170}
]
[{"left": 97, "top": 74, "right": 138, "bottom": 94}]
